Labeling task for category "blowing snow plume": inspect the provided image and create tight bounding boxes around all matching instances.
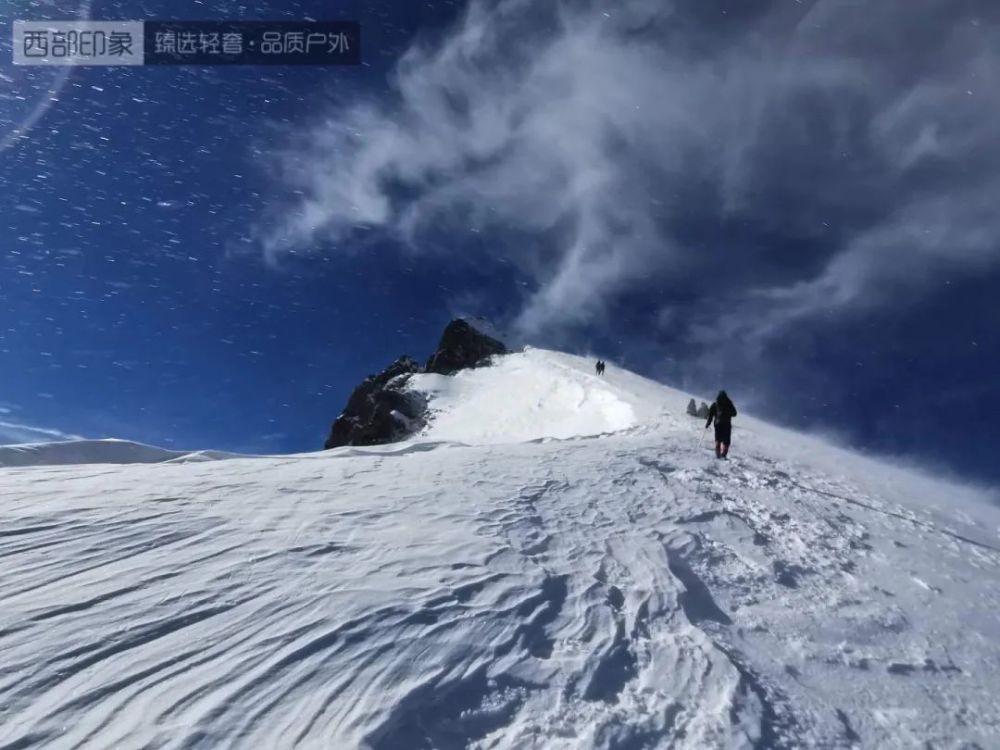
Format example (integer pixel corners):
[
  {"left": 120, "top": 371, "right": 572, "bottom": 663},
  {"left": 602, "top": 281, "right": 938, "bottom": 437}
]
[{"left": 263, "top": 0, "right": 1000, "bottom": 346}]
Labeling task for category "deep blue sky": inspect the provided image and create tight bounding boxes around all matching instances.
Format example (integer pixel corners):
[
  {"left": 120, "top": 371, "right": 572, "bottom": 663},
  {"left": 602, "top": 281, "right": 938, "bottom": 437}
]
[{"left": 1, "top": 0, "right": 998, "bottom": 485}]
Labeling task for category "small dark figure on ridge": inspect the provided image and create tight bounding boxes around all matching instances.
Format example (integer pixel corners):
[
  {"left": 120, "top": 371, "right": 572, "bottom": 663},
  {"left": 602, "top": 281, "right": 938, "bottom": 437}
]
[
  {"left": 595, "top": 360, "right": 606, "bottom": 376},
  {"left": 706, "top": 390, "right": 738, "bottom": 459}
]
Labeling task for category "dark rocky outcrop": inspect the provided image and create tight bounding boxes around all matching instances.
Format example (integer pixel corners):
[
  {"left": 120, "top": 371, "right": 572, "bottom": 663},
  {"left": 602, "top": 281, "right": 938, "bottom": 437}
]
[
  {"left": 323, "top": 357, "right": 425, "bottom": 449},
  {"left": 425, "top": 319, "right": 508, "bottom": 375},
  {"left": 324, "top": 320, "right": 508, "bottom": 449}
]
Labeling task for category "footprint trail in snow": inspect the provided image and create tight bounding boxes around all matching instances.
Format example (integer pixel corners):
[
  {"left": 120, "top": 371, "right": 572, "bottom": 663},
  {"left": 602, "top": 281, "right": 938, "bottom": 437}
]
[{"left": 1, "top": 349, "right": 998, "bottom": 749}]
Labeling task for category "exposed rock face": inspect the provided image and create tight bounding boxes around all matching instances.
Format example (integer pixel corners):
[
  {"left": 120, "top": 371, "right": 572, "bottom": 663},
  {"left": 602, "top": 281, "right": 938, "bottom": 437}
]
[
  {"left": 323, "top": 357, "right": 425, "bottom": 449},
  {"left": 324, "top": 320, "right": 508, "bottom": 449},
  {"left": 425, "top": 319, "right": 508, "bottom": 375}
]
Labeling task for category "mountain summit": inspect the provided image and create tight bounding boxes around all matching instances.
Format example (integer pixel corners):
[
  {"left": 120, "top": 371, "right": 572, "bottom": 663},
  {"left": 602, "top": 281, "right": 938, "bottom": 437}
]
[
  {"left": 1, "top": 348, "right": 999, "bottom": 748},
  {"left": 323, "top": 319, "right": 507, "bottom": 449},
  {"left": 424, "top": 318, "right": 508, "bottom": 375}
]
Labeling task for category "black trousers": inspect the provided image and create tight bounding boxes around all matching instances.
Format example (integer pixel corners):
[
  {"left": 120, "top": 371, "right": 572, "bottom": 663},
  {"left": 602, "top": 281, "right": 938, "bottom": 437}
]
[{"left": 714, "top": 422, "right": 732, "bottom": 445}]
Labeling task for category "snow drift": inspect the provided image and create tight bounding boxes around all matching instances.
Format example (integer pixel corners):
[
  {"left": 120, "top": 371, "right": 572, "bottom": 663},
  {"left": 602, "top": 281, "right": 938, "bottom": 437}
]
[
  {"left": 1, "top": 349, "right": 998, "bottom": 749},
  {"left": 408, "top": 348, "right": 655, "bottom": 443}
]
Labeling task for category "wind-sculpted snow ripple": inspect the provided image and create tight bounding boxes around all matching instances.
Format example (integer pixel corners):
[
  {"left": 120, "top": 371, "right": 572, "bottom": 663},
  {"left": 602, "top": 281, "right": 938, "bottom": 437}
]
[{"left": 1, "top": 408, "right": 999, "bottom": 748}]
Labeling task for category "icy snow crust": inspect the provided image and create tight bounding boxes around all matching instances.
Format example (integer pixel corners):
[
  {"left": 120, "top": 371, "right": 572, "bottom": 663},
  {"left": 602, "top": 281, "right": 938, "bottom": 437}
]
[{"left": 1, "top": 350, "right": 999, "bottom": 749}]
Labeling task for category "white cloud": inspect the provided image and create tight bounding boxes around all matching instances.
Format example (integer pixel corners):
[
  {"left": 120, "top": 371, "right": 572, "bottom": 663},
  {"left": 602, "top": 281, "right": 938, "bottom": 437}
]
[{"left": 261, "top": 0, "right": 1000, "bottom": 346}]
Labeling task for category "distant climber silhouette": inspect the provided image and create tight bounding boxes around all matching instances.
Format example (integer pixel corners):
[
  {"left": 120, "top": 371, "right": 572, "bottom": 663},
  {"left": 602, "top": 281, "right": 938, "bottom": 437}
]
[{"left": 705, "top": 390, "right": 738, "bottom": 459}]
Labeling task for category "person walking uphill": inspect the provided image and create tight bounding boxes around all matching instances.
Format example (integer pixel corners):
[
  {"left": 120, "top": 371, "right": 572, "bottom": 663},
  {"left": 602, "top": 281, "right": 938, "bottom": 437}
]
[{"left": 705, "top": 390, "right": 738, "bottom": 459}]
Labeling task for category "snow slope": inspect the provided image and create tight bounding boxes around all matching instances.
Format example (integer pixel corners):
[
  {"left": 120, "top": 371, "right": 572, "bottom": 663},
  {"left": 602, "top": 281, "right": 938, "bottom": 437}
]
[
  {"left": 1, "top": 350, "right": 999, "bottom": 749},
  {"left": 408, "top": 349, "right": 667, "bottom": 443}
]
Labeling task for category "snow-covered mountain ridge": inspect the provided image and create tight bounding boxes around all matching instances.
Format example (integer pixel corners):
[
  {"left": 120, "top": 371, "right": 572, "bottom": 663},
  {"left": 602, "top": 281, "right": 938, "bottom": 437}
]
[
  {"left": 1, "top": 349, "right": 998, "bottom": 748},
  {"left": 0, "top": 438, "right": 238, "bottom": 468}
]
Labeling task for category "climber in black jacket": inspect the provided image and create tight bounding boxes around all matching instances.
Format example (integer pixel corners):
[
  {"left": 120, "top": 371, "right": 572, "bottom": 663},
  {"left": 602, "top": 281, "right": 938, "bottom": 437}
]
[{"left": 706, "top": 391, "right": 738, "bottom": 459}]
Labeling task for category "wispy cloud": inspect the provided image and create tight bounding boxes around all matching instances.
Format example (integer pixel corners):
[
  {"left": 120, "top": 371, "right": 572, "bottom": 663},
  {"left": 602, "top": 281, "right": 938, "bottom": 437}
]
[
  {"left": 0, "top": 420, "right": 83, "bottom": 445},
  {"left": 262, "top": 0, "right": 1000, "bottom": 348}
]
